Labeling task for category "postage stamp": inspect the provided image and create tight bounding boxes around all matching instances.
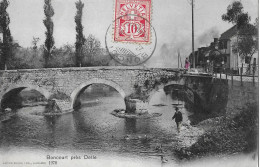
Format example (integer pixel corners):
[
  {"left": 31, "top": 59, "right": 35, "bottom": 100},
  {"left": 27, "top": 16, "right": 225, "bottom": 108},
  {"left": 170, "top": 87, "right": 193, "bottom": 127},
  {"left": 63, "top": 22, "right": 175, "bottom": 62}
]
[
  {"left": 114, "top": 0, "right": 152, "bottom": 43},
  {"left": 105, "top": 17, "right": 157, "bottom": 66},
  {"left": 105, "top": 0, "right": 156, "bottom": 66}
]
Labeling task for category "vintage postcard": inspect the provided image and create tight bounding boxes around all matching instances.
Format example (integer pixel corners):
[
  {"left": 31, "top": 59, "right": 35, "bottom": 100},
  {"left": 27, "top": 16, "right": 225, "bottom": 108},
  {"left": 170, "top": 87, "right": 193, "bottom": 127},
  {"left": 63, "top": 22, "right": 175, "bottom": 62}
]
[{"left": 0, "top": 0, "right": 258, "bottom": 167}]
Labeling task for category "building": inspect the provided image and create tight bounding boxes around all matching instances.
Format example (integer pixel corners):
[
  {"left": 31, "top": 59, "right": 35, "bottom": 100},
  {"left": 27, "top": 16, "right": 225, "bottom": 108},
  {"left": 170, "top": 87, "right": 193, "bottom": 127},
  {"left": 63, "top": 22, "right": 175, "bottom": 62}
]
[
  {"left": 189, "top": 24, "right": 258, "bottom": 74},
  {"left": 219, "top": 25, "right": 258, "bottom": 74},
  {"left": 218, "top": 25, "right": 237, "bottom": 70}
]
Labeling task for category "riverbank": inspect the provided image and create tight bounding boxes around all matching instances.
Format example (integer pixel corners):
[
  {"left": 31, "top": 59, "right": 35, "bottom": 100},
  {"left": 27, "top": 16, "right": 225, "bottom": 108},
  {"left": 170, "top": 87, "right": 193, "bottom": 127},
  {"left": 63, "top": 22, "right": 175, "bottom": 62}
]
[
  {"left": 21, "top": 101, "right": 48, "bottom": 107},
  {"left": 173, "top": 102, "right": 258, "bottom": 160},
  {"left": 111, "top": 109, "right": 162, "bottom": 119},
  {"left": 0, "top": 111, "right": 16, "bottom": 122}
]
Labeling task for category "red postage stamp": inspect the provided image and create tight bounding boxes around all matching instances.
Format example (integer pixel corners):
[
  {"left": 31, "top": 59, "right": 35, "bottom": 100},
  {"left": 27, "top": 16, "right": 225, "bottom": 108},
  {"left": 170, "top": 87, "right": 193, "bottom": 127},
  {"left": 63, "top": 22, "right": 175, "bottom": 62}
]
[{"left": 114, "top": 0, "right": 152, "bottom": 43}]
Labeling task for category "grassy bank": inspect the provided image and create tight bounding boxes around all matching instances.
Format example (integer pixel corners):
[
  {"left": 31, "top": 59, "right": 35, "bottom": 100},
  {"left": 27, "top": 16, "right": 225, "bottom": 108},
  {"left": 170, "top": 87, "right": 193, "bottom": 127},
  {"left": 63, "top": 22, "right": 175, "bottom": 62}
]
[{"left": 175, "top": 102, "right": 258, "bottom": 160}]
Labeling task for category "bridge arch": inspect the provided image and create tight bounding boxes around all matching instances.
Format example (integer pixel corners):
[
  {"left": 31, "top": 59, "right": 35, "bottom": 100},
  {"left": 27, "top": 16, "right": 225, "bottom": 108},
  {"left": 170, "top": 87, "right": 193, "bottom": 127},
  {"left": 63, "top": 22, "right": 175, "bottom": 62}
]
[
  {"left": 70, "top": 78, "right": 126, "bottom": 109},
  {"left": 147, "top": 80, "right": 186, "bottom": 102},
  {"left": 0, "top": 84, "right": 52, "bottom": 110},
  {"left": 163, "top": 84, "right": 195, "bottom": 103},
  {"left": 148, "top": 82, "right": 195, "bottom": 105}
]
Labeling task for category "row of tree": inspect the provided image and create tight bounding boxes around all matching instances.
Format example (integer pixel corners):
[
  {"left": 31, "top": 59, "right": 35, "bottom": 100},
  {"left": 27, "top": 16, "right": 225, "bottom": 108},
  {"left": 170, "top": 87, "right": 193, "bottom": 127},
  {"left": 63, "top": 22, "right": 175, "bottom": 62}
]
[
  {"left": 0, "top": 0, "right": 117, "bottom": 70},
  {"left": 7, "top": 42, "right": 116, "bottom": 69}
]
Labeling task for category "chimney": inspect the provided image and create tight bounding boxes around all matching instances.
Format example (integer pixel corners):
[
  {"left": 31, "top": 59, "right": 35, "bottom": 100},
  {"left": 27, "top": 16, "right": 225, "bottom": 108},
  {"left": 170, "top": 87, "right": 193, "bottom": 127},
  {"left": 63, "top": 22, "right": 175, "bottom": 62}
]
[{"left": 214, "top": 38, "right": 218, "bottom": 43}]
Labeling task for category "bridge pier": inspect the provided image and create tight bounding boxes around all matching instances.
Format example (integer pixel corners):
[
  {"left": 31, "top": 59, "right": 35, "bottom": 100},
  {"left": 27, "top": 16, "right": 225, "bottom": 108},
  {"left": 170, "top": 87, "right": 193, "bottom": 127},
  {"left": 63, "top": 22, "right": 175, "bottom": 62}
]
[
  {"left": 125, "top": 98, "right": 148, "bottom": 114},
  {"left": 43, "top": 99, "right": 72, "bottom": 115},
  {"left": 55, "top": 100, "right": 72, "bottom": 112}
]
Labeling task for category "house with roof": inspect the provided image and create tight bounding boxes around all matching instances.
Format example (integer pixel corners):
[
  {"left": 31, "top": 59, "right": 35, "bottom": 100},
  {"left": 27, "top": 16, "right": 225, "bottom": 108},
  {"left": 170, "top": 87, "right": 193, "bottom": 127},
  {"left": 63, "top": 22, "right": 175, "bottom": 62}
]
[
  {"left": 218, "top": 25, "right": 258, "bottom": 73},
  {"left": 189, "top": 25, "right": 258, "bottom": 74},
  {"left": 218, "top": 25, "right": 237, "bottom": 70}
]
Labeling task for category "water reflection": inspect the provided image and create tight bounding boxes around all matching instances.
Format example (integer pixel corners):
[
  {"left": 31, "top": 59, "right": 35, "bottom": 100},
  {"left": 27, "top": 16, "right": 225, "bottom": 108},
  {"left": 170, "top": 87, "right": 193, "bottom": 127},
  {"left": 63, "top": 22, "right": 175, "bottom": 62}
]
[
  {"left": 0, "top": 85, "right": 193, "bottom": 160},
  {"left": 124, "top": 118, "right": 137, "bottom": 133}
]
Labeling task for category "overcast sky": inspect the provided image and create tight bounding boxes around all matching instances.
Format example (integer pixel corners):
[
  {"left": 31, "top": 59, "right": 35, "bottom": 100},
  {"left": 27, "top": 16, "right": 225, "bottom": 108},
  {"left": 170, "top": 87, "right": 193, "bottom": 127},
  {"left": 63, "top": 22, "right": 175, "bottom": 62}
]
[{"left": 8, "top": 0, "right": 258, "bottom": 67}]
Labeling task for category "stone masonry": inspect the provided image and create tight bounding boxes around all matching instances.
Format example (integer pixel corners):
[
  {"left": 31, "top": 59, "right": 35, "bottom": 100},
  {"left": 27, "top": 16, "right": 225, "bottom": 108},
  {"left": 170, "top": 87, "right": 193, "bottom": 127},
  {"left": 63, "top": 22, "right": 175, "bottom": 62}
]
[{"left": 0, "top": 66, "right": 238, "bottom": 114}]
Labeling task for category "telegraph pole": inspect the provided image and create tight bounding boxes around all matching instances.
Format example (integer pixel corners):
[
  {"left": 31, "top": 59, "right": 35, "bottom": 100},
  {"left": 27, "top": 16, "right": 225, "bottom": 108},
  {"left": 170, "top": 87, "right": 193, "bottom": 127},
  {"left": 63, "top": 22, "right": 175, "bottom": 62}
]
[
  {"left": 191, "top": 0, "right": 195, "bottom": 68},
  {"left": 178, "top": 50, "right": 180, "bottom": 69}
]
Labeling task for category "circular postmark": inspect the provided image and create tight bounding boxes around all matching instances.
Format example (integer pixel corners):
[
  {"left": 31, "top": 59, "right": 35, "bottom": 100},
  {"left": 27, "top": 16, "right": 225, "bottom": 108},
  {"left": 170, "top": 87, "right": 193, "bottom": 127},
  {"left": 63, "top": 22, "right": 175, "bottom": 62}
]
[{"left": 105, "top": 14, "right": 157, "bottom": 66}]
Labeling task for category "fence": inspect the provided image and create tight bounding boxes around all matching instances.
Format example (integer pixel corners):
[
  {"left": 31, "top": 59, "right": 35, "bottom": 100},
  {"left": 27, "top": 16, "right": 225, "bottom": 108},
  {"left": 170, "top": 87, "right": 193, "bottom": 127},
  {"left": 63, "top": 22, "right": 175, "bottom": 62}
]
[{"left": 211, "top": 64, "right": 258, "bottom": 86}]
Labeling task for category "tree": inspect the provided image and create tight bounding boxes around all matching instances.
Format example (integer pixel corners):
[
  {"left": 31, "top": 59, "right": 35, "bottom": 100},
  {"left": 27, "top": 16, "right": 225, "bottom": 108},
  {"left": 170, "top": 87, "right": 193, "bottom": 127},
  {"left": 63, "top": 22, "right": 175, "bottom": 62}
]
[
  {"left": 233, "top": 23, "right": 258, "bottom": 61},
  {"left": 222, "top": 1, "right": 257, "bottom": 67},
  {"left": 82, "top": 34, "right": 101, "bottom": 66},
  {"left": 48, "top": 44, "right": 76, "bottom": 68},
  {"left": 222, "top": 1, "right": 242, "bottom": 23},
  {"left": 32, "top": 37, "right": 40, "bottom": 50},
  {"left": 75, "top": 0, "right": 85, "bottom": 67},
  {"left": 221, "top": 1, "right": 250, "bottom": 29},
  {"left": 7, "top": 46, "right": 44, "bottom": 70},
  {"left": 0, "top": 0, "right": 12, "bottom": 70},
  {"left": 43, "top": 0, "right": 55, "bottom": 68}
]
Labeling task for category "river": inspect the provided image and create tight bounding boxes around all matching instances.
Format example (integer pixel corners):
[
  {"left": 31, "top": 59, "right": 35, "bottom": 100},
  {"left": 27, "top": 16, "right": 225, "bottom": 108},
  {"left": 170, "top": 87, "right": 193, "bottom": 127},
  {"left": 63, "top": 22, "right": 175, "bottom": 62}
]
[{"left": 0, "top": 85, "right": 194, "bottom": 166}]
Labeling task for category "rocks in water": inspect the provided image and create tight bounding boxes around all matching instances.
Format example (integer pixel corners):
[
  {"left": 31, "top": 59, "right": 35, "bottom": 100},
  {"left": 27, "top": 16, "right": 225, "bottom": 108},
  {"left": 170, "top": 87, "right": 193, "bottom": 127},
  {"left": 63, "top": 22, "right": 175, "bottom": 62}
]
[
  {"left": 182, "top": 120, "right": 191, "bottom": 127},
  {"left": 152, "top": 104, "right": 167, "bottom": 107},
  {"left": 123, "top": 134, "right": 152, "bottom": 141},
  {"left": 119, "top": 110, "right": 125, "bottom": 114},
  {"left": 161, "top": 155, "right": 168, "bottom": 163},
  {"left": 114, "top": 109, "right": 125, "bottom": 113},
  {"left": 155, "top": 145, "right": 162, "bottom": 151},
  {"left": 44, "top": 99, "right": 62, "bottom": 115},
  {"left": 0, "top": 115, "right": 12, "bottom": 122},
  {"left": 138, "top": 109, "right": 148, "bottom": 115},
  {"left": 4, "top": 108, "right": 12, "bottom": 112},
  {"left": 0, "top": 108, "right": 15, "bottom": 122},
  {"left": 124, "top": 135, "right": 130, "bottom": 140},
  {"left": 111, "top": 109, "right": 162, "bottom": 119}
]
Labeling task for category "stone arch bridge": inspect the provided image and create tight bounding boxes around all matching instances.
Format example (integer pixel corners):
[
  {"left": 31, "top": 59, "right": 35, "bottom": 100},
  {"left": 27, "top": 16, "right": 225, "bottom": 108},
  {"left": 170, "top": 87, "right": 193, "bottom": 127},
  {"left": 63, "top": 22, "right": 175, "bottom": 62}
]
[{"left": 0, "top": 66, "right": 219, "bottom": 114}]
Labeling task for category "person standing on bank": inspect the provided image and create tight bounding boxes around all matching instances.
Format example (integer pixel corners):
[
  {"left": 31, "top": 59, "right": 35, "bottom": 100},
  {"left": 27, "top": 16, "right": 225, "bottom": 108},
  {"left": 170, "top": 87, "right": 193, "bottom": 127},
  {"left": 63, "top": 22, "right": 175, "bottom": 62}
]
[
  {"left": 172, "top": 106, "right": 183, "bottom": 133},
  {"left": 185, "top": 57, "right": 190, "bottom": 71}
]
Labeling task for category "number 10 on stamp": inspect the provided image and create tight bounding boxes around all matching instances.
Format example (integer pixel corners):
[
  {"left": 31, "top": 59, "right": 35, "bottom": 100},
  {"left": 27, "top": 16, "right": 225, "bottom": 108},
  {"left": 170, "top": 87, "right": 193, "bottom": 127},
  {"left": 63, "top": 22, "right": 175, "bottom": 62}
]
[{"left": 114, "top": 0, "right": 152, "bottom": 43}]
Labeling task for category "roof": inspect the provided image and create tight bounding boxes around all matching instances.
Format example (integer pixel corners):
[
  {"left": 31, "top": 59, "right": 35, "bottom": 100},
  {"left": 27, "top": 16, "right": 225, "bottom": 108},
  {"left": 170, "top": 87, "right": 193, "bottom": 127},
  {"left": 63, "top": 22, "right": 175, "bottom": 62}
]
[
  {"left": 219, "top": 25, "right": 237, "bottom": 40},
  {"left": 219, "top": 24, "right": 257, "bottom": 40}
]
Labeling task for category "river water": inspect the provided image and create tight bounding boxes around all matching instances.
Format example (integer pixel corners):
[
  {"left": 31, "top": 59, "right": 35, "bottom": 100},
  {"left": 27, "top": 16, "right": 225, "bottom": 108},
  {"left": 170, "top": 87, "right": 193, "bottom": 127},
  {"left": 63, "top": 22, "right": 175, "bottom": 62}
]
[{"left": 0, "top": 85, "right": 193, "bottom": 166}]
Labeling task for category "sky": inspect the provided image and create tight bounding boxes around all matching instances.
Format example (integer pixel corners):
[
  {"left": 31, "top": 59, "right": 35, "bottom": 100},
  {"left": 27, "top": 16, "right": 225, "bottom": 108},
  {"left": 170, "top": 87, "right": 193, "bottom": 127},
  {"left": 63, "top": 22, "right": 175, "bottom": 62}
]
[{"left": 7, "top": 0, "right": 259, "bottom": 67}]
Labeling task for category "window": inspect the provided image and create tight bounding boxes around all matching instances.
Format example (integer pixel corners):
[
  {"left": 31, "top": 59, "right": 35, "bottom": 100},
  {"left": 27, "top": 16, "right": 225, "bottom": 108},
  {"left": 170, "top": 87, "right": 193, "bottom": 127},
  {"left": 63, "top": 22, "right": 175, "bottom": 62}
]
[
  {"left": 223, "top": 41, "right": 228, "bottom": 49},
  {"left": 219, "top": 40, "right": 228, "bottom": 49},
  {"left": 218, "top": 42, "right": 223, "bottom": 49}
]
